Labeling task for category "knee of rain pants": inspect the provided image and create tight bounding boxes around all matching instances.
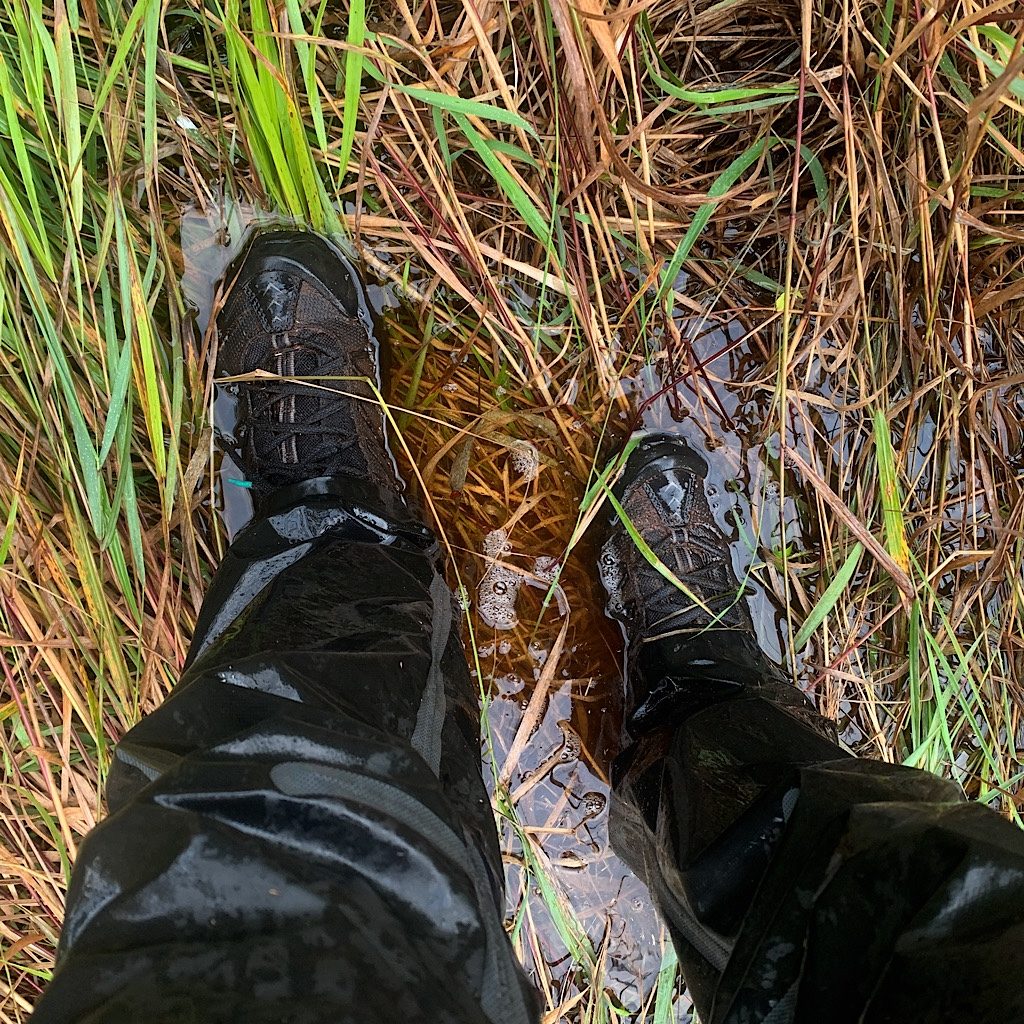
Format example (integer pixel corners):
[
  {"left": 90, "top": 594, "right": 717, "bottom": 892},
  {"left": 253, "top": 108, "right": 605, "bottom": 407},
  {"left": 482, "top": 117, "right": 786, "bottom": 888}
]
[
  {"left": 31, "top": 476, "right": 539, "bottom": 1024},
  {"left": 610, "top": 627, "right": 1024, "bottom": 1024}
]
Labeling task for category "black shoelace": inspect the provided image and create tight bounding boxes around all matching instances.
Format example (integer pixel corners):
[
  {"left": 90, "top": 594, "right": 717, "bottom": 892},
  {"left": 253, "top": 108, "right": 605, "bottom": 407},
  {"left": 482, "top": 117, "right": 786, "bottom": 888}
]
[{"left": 240, "top": 332, "right": 366, "bottom": 482}]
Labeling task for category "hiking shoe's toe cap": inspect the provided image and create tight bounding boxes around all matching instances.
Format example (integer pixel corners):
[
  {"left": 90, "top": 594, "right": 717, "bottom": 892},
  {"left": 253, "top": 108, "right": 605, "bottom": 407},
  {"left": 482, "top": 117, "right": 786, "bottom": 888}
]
[
  {"left": 616, "top": 433, "right": 709, "bottom": 497},
  {"left": 217, "top": 231, "right": 365, "bottom": 365}
]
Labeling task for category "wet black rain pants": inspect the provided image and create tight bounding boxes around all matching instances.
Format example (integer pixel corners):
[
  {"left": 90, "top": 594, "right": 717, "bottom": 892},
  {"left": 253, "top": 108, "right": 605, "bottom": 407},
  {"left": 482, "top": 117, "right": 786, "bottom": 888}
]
[{"left": 31, "top": 477, "right": 1024, "bottom": 1024}]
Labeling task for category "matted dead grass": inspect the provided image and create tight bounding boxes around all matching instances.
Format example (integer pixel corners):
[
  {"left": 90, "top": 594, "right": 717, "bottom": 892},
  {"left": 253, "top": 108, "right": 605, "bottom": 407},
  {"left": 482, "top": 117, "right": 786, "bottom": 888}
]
[{"left": 1, "top": 0, "right": 1023, "bottom": 1018}]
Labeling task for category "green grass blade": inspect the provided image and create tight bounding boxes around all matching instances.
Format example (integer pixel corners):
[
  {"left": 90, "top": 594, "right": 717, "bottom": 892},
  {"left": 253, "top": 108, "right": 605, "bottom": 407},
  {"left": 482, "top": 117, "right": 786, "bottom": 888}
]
[
  {"left": 455, "top": 113, "right": 551, "bottom": 248},
  {"left": 656, "top": 138, "right": 768, "bottom": 317},
  {"left": 794, "top": 541, "right": 864, "bottom": 649},
  {"left": 338, "top": 0, "right": 365, "bottom": 181}
]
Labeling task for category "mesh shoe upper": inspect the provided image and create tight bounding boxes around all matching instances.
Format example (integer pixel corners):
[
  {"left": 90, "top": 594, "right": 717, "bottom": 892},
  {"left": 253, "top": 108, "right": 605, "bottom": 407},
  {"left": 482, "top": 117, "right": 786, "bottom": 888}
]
[
  {"left": 215, "top": 231, "right": 402, "bottom": 507},
  {"left": 600, "top": 433, "right": 840, "bottom": 739},
  {"left": 599, "top": 433, "right": 754, "bottom": 650}
]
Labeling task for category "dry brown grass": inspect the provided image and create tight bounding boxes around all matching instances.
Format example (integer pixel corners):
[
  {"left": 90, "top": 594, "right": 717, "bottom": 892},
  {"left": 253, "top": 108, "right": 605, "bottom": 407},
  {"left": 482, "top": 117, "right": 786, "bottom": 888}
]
[{"left": 1, "top": 0, "right": 1023, "bottom": 1018}]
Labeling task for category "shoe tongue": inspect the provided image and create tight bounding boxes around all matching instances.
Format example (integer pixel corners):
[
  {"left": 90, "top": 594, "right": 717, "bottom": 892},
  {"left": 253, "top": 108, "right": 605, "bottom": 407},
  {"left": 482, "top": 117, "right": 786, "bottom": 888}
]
[
  {"left": 264, "top": 338, "right": 367, "bottom": 477},
  {"left": 283, "top": 343, "right": 320, "bottom": 377},
  {"left": 285, "top": 347, "right": 323, "bottom": 453},
  {"left": 271, "top": 341, "right": 332, "bottom": 454}
]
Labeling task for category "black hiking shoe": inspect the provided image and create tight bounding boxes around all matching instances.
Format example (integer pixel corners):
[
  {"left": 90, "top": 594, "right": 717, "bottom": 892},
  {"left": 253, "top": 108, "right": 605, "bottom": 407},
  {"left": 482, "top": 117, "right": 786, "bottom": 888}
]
[
  {"left": 598, "top": 433, "right": 754, "bottom": 652},
  {"left": 599, "top": 433, "right": 839, "bottom": 736},
  {"left": 215, "top": 230, "right": 402, "bottom": 509}
]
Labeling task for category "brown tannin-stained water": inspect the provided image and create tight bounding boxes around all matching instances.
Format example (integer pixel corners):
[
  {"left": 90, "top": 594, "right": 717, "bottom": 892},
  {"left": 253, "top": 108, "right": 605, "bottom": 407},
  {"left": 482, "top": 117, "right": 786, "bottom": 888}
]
[{"left": 181, "top": 202, "right": 813, "bottom": 1022}]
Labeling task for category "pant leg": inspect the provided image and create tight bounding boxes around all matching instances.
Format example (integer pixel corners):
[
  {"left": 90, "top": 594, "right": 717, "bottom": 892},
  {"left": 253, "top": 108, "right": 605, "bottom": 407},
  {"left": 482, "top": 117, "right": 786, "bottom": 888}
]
[
  {"left": 610, "top": 628, "right": 1024, "bottom": 1024},
  {"left": 32, "top": 478, "right": 539, "bottom": 1024}
]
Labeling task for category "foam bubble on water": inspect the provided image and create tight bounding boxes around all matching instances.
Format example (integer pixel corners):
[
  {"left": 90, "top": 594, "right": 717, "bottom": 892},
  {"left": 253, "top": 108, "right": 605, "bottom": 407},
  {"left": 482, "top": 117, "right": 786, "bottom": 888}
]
[
  {"left": 483, "top": 528, "right": 510, "bottom": 559},
  {"left": 525, "top": 554, "right": 569, "bottom": 616},
  {"left": 597, "top": 538, "right": 624, "bottom": 615},
  {"left": 509, "top": 441, "right": 539, "bottom": 481},
  {"left": 532, "top": 555, "right": 559, "bottom": 582},
  {"left": 478, "top": 528, "right": 521, "bottom": 630},
  {"left": 559, "top": 725, "right": 582, "bottom": 762}
]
